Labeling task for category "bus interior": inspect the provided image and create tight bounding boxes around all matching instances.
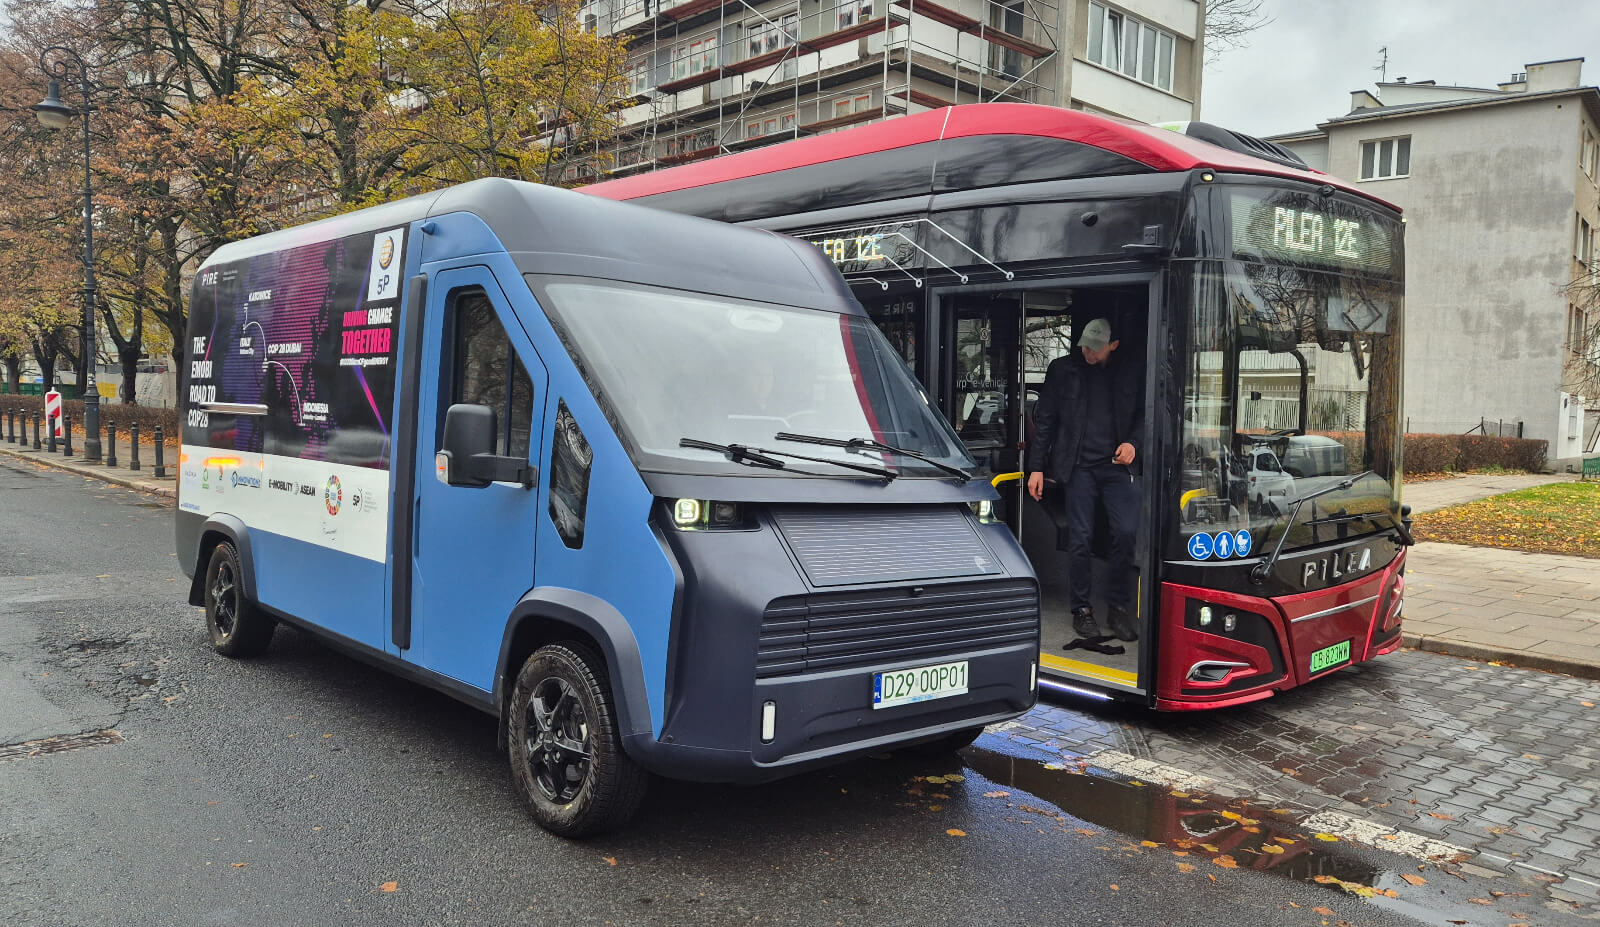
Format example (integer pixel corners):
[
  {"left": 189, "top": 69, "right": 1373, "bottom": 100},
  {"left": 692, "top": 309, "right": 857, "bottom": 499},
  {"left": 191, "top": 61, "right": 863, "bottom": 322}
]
[{"left": 878, "top": 280, "right": 1154, "bottom": 695}]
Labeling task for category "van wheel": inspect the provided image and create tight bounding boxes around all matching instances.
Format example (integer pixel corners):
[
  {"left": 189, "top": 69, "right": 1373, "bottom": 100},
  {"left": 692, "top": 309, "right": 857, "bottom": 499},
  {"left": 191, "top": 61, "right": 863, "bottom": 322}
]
[
  {"left": 204, "top": 541, "right": 275, "bottom": 657},
  {"left": 901, "top": 725, "right": 987, "bottom": 756},
  {"left": 509, "top": 643, "right": 648, "bottom": 837}
]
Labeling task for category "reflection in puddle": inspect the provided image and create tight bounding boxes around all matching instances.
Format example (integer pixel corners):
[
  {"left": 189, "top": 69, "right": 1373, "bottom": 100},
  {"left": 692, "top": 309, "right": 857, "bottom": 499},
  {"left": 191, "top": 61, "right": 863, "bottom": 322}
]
[
  {"left": 963, "top": 746, "right": 1382, "bottom": 885},
  {"left": 957, "top": 745, "right": 1529, "bottom": 926}
]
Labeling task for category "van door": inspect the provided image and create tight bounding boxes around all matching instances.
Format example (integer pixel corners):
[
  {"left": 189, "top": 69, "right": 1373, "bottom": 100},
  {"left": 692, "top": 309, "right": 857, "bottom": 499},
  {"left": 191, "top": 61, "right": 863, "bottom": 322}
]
[{"left": 405, "top": 267, "right": 548, "bottom": 691}]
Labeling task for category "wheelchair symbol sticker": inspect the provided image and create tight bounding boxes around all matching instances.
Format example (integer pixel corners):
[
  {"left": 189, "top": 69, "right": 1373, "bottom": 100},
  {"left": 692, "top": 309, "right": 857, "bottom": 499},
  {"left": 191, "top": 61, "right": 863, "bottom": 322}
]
[
  {"left": 1215, "top": 531, "right": 1235, "bottom": 558},
  {"left": 1235, "top": 529, "right": 1253, "bottom": 557},
  {"left": 1187, "top": 532, "right": 1214, "bottom": 560}
]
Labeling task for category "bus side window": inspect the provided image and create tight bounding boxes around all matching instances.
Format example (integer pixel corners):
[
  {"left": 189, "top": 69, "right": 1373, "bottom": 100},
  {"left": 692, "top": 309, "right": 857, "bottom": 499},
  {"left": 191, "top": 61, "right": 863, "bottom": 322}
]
[{"left": 451, "top": 288, "right": 535, "bottom": 458}]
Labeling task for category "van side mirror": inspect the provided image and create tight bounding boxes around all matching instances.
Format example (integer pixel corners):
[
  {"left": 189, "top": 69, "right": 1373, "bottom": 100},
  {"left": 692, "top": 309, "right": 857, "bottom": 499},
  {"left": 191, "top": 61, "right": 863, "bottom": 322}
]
[{"left": 436, "top": 403, "right": 536, "bottom": 489}]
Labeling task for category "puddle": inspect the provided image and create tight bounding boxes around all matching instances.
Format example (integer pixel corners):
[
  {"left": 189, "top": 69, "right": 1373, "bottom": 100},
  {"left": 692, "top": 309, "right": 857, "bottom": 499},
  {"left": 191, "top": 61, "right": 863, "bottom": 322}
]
[
  {"left": 957, "top": 745, "right": 1533, "bottom": 926},
  {"left": 67, "top": 638, "right": 128, "bottom": 653}
]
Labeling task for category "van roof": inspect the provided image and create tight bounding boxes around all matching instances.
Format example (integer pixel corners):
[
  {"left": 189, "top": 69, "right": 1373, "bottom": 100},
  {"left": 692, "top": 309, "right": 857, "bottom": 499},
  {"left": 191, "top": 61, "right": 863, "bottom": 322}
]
[{"left": 200, "top": 178, "right": 859, "bottom": 313}]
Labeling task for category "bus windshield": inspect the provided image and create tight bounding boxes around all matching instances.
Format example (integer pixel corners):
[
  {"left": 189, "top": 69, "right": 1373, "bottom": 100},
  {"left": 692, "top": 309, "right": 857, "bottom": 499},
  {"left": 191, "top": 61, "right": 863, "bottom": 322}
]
[
  {"left": 535, "top": 278, "right": 975, "bottom": 478},
  {"left": 1176, "top": 256, "right": 1403, "bottom": 558}
]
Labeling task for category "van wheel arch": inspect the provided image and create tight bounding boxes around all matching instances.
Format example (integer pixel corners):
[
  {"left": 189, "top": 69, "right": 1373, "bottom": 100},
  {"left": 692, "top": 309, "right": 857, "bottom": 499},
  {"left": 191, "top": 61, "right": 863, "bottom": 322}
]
[
  {"left": 495, "top": 593, "right": 654, "bottom": 755},
  {"left": 187, "top": 518, "right": 257, "bottom": 607}
]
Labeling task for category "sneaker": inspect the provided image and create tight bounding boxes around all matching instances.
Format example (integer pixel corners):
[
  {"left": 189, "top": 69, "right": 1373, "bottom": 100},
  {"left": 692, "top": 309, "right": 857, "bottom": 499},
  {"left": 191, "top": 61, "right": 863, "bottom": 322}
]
[
  {"left": 1108, "top": 606, "right": 1139, "bottom": 642},
  {"left": 1071, "top": 607, "right": 1098, "bottom": 639}
]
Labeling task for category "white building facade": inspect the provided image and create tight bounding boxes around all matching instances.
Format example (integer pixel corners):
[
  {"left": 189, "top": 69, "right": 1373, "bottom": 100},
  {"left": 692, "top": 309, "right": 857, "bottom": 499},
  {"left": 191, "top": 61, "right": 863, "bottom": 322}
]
[
  {"left": 1272, "top": 59, "right": 1600, "bottom": 461},
  {"left": 578, "top": 0, "right": 1203, "bottom": 176}
]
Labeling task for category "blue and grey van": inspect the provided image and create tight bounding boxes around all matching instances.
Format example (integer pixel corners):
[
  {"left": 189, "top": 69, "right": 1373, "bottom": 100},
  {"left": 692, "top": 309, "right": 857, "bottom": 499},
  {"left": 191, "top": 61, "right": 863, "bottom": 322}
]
[{"left": 175, "top": 178, "right": 1039, "bottom": 835}]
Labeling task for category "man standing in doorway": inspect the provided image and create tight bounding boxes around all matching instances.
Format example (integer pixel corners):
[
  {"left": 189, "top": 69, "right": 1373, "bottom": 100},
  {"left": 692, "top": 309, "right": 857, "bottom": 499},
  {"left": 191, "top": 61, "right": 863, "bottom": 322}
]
[{"left": 1026, "top": 317, "right": 1143, "bottom": 642}]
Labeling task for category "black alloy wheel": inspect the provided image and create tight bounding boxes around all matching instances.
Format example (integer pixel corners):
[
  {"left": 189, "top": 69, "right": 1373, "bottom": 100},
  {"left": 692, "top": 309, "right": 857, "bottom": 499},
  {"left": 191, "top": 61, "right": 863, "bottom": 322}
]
[
  {"left": 203, "top": 541, "right": 276, "bottom": 657},
  {"left": 525, "top": 675, "right": 591, "bottom": 804},
  {"left": 508, "top": 642, "right": 648, "bottom": 837}
]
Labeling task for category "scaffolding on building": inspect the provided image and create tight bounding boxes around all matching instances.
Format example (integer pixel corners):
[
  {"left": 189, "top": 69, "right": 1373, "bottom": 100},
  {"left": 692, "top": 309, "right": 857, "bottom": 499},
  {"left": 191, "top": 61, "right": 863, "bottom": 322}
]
[{"left": 571, "top": 0, "right": 1061, "bottom": 179}]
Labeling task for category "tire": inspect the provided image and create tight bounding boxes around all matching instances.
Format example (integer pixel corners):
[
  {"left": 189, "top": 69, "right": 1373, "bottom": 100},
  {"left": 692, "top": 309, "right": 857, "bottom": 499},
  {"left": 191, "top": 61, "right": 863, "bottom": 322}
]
[
  {"left": 203, "top": 541, "right": 276, "bottom": 657},
  {"left": 508, "top": 642, "right": 648, "bottom": 838},
  {"left": 901, "top": 725, "right": 987, "bottom": 756}
]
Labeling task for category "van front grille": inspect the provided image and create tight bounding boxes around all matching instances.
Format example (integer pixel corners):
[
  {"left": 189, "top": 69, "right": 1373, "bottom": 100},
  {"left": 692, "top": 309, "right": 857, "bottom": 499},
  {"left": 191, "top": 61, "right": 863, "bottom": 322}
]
[{"left": 756, "top": 578, "right": 1039, "bottom": 678}]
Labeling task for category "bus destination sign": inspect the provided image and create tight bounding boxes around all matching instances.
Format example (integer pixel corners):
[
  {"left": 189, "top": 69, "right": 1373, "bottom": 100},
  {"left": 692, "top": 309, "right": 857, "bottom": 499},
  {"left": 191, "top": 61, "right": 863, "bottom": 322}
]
[
  {"left": 804, "top": 222, "right": 922, "bottom": 275},
  {"left": 1230, "top": 192, "right": 1396, "bottom": 276}
]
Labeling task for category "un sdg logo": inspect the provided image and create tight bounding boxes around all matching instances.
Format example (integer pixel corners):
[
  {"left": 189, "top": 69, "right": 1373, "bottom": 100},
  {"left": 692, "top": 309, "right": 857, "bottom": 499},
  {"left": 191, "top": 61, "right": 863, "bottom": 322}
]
[{"left": 324, "top": 475, "right": 342, "bottom": 516}]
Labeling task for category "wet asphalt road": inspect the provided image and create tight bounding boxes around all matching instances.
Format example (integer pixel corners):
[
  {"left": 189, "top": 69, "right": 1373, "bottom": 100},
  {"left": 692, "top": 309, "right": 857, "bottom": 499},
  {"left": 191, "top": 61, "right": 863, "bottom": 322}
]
[{"left": 0, "top": 454, "right": 1580, "bottom": 926}]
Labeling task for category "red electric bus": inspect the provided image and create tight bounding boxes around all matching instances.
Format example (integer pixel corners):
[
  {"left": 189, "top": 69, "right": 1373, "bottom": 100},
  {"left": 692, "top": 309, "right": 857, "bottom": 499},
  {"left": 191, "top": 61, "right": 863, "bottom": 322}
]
[{"left": 586, "top": 103, "right": 1411, "bottom": 710}]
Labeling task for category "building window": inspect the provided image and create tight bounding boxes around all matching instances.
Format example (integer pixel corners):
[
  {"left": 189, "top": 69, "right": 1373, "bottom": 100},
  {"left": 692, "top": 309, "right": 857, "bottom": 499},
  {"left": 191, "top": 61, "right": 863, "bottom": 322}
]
[
  {"left": 1086, "top": 2, "right": 1175, "bottom": 93},
  {"left": 1569, "top": 306, "right": 1589, "bottom": 356},
  {"left": 1583, "top": 128, "right": 1598, "bottom": 179},
  {"left": 837, "top": 0, "right": 872, "bottom": 30},
  {"left": 1359, "top": 136, "right": 1411, "bottom": 180},
  {"left": 1578, "top": 215, "right": 1594, "bottom": 265},
  {"left": 627, "top": 57, "right": 651, "bottom": 95}
]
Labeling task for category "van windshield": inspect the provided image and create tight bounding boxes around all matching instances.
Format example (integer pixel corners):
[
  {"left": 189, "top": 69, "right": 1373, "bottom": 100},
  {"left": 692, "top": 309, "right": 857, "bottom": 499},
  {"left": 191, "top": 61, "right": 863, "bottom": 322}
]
[{"left": 536, "top": 279, "right": 975, "bottom": 478}]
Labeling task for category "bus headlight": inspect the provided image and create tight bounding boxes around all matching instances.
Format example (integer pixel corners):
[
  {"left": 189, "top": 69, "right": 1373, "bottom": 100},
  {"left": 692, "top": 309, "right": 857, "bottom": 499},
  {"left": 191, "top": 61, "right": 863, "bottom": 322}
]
[
  {"left": 968, "top": 499, "right": 997, "bottom": 523},
  {"left": 673, "top": 498, "right": 702, "bottom": 526}
]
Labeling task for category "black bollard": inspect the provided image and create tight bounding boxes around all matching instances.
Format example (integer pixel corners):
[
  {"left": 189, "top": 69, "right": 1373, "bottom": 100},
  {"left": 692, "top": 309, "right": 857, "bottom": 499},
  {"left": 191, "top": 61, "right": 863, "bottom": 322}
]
[
  {"left": 154, "top": 426, "right": 166, "bottom": 478},
  {"left": 105, "top": 421, "right": 117, "bottom": 467},
  {"left": 33, "top": 411, "right": 42, "bottom": 450},
  {"left": 129, "top": 422, "right": 141, "bottom": 471},
  {"left": 6, "top": 408, "right": 12, "bottom": 443},
  {"left": 47, "top": 412, "right": 58, "bottom": 454},
  {"left": 63, "top": 414, "right": 73, "bottom": 457}
]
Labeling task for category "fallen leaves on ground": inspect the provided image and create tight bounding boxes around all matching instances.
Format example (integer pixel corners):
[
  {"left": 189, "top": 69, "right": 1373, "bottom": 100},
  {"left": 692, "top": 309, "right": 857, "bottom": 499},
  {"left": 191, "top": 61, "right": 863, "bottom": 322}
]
[
  {"left": 1176, "top": 862, "right": 1196, "bottom": 873},
  {"left": 1212, "top": 855, "right": 1239, "bottom": 869},
  {"left": 602, "top": 857, "right": 617, "bottom": 866},
  {"left": 1427, "top": 812, "right": 1454, "bottom": 820},
  {"left": 1467, "top": 898, "right": 1492, "bottom": 905},
  {"left": 1400, "top": 873, "right": 1427, "bottom": 886},
  {"left": 1412, "top": 483, "right": 1600, "bottom": 558},
  {"left": 1312, "top": 906, "right": 1335, "bottom": 916},
  {"left": 379, "top": 881, "right": 398, "bottom": 893},
  {"left": 983, "top": 790, "right": 1010, "bottom": 799},
  {"left": 945, "top": 829, "right": 966, "bottom": 837},
  {"left": 1259, "top": 844, "right": 1285, "bottom": 855},
  {"left": 1314, "top": 833, "right": 1341, "bottom": 842}
]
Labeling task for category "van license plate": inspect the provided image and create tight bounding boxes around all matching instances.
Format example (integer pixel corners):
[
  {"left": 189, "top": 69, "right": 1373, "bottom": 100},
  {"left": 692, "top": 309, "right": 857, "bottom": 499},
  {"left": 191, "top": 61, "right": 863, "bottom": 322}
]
[
  {"left": 1309, "top": 640, "right": 1352, "bottom": 674},
  {"left": 873, "top": 661, "right": 969, "bottom": 709}
]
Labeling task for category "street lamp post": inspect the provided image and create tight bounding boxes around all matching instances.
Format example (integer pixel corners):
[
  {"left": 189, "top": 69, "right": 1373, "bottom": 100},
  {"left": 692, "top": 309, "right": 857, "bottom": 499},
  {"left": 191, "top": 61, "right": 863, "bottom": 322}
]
[{"left": 33, "top": 46, "right": 102, "bottom": 463}]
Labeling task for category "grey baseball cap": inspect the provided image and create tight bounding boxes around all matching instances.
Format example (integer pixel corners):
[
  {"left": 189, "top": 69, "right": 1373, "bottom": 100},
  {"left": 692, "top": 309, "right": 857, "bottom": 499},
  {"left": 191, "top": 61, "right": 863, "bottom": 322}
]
[{"left": 1080, "top": 318, "right": 1113, "bottom": 350}]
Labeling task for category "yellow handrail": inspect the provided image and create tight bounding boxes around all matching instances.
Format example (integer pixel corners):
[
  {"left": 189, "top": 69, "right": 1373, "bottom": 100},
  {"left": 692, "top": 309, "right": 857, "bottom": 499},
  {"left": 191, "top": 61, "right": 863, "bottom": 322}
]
[{"left": 992, "top": 471, "right": 1022, "bottom": 487}]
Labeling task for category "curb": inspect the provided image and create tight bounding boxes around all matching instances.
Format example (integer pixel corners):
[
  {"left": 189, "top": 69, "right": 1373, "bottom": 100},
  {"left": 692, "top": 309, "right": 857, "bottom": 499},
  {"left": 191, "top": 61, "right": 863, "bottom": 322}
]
[
  {"left": 1402, "top": 632, "right": 1600, "bottom": 683},
  {"left": 0, "top": 443, "right": 176, "bottom": 501}
]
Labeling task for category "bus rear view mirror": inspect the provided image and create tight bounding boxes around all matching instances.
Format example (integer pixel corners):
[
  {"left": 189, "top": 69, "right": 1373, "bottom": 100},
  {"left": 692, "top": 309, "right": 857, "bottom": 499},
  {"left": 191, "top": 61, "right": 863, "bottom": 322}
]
[{"left": 437, "top": 403, "right": 536, "bottom": 489}]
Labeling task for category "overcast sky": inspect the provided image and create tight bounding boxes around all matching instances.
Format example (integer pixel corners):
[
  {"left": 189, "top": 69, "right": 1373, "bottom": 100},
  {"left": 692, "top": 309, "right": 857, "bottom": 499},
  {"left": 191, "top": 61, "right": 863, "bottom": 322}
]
[{"left": 1199, "top": 0, "right": 1600, "bottom": 139}]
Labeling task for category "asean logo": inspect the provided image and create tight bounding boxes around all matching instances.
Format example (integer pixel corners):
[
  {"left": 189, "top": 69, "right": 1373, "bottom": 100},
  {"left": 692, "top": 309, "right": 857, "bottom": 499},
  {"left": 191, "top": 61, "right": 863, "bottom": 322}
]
[
  {"left": 324, "top": 475, "right": 343, "bottom": 516},
  {"left": 377, "top": 235, "right": 395, "bottom": 270}
]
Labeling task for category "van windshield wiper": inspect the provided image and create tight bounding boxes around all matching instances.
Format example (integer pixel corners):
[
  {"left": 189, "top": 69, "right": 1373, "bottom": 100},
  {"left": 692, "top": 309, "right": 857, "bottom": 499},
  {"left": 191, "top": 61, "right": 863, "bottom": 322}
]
[
  {"left": 1250, "top": 470, "right": 1373, "bottom": 585},
  {"left": 774, "top": 432, "right": 972, "bottom": 482},
  {"left": 679, "top": 438, "right": 896, "bottom": 481}
]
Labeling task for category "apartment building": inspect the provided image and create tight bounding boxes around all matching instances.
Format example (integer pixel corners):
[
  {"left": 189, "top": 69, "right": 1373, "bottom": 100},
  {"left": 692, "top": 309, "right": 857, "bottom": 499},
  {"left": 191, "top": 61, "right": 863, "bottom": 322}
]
[
  {"left": 577, "top": 0, "right": 1203, "bottom": 175},
  {"left": 1271, "top": 58, "right": 1600, "bottom": 461}
]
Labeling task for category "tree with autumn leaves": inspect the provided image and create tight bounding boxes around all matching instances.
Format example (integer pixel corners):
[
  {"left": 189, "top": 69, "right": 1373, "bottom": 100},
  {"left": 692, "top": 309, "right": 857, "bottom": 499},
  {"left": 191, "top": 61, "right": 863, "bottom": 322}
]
[{"left": 0, "top": 0, "right": 630, "bottom": 395}]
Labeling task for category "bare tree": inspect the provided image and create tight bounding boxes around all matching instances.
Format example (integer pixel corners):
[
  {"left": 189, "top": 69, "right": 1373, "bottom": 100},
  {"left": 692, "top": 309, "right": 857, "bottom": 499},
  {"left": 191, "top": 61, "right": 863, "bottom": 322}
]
[{"left": 1205, "top": 0, "right": 1271, "bottom": 62}]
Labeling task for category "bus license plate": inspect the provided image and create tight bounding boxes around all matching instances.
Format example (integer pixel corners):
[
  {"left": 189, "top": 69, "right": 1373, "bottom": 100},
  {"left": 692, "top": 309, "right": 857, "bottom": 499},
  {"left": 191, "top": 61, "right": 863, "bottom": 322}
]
[
  {"left": 873, "top": 661, "right": 969, "bottom": 710},
  {"left": 1309, "top": 640, "right": 1352, "bottom": 674}
]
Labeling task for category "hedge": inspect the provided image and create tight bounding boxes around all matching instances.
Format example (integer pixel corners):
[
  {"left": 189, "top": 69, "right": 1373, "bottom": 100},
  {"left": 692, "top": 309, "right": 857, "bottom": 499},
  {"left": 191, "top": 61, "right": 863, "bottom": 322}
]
[
  {"left": 1310, "top": 430, "right": 1546, "bottom": 475},
  {"left": 0, "top": 395, "right": 179, "bottom": 445}
]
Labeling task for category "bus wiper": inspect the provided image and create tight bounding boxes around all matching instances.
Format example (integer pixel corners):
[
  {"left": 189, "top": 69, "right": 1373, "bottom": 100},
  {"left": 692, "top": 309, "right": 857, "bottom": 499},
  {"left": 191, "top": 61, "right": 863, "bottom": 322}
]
[
  {"left": 774, "top": 432, "right": 972, "bottom": 482},
  {"left": 679, "top": 438, "right": 896, "bottom": 481},
  {"left": 1249, "top": 470, "right": 1372, "bottom": 586}
]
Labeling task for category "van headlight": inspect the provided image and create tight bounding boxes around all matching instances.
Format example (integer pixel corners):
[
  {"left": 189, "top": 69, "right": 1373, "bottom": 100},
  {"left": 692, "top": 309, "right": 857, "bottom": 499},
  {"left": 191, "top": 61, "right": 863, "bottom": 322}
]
[{"left": 670, "top": 498, "right": 745, "bottom": 529}]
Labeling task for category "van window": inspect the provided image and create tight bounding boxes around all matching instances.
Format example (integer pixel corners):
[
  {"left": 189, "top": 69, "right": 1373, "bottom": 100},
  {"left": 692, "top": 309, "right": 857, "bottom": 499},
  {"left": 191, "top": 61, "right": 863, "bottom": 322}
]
[
  {"left": 451, "top": 288, "right": 534, "bottom": 458},
  {"left": 548, "top": 400, "right": 592, "bottom": 548}
]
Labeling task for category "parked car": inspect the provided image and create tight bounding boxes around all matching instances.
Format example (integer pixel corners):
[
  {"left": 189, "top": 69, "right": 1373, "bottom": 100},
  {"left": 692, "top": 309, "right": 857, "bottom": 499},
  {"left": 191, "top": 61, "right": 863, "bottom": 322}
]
[
  {"left": 1281, "top": 434, "right": 1347, "bottom": 478},
  {"left": 1248, "top": 448, "right": 1296, "bottom": 514}
]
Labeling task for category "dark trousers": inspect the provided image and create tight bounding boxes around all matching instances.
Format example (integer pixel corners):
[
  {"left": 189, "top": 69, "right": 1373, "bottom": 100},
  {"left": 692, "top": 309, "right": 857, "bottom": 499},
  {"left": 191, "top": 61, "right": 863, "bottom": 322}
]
[{"left": 1064, "top": 463, "right": 1139, "bottom": 613}]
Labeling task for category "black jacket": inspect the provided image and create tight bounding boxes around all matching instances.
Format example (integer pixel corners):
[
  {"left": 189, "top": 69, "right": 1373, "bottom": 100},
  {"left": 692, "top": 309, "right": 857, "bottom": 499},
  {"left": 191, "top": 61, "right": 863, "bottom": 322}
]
[{"left": 1026, "top": 351, "right": 1144, "bottom": 483}]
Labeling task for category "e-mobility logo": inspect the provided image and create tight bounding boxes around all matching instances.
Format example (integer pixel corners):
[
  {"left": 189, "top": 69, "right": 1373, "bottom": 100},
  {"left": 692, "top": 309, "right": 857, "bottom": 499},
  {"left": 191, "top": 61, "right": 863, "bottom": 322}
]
[{"left": 324, "top": 475, "right": 343, "bottom": 516}]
